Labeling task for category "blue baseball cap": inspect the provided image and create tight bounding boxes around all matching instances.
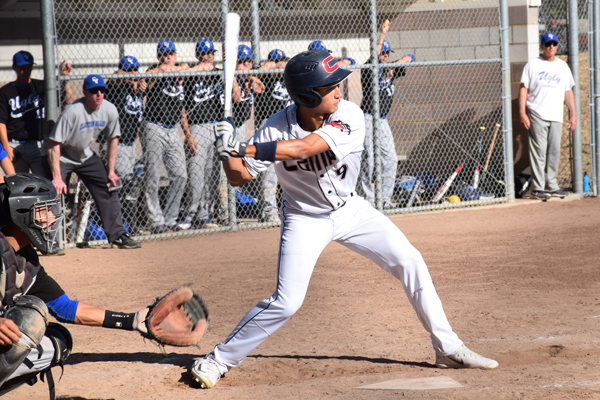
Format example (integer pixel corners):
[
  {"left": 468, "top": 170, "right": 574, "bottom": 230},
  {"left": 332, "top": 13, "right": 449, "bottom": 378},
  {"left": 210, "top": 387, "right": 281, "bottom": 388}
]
[
  {"left": 157, "top": 40, "right": 177, "bottom": 55},
  {"left": 541, "top": 32, "right": 559, "bottom": 45},
  {"left": 308, "top": 40, "right": 331, "bottom": 53},
  {"left": 13, "top": 51, "right": 35, "bottom": 66},
  {"left": 118, "top": 55, "right": 140, "bottom": 70},
  {"left": 237, "top": 44, "right": 254, "bottom": 60},
  {"left": 380, "top": 40, "right": 395, "bottom": 53},
  {"left": 83, "top": 74, "right": 106, "bottom": 91},
  {"left": 196, "top": 38, "right": 216, "bottom": 54},
  {"left": 268, "top": 49, "right": 288, "bottom": 61}
]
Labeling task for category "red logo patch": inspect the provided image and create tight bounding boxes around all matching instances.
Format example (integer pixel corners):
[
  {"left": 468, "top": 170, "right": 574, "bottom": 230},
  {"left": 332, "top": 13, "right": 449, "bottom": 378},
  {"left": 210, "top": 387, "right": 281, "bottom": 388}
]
[
  {"left": 323, "top": 56, "right": 338, "bottom": 73},
  {"left": 327, "top": 120, "right": 351, "bottom": 135}
]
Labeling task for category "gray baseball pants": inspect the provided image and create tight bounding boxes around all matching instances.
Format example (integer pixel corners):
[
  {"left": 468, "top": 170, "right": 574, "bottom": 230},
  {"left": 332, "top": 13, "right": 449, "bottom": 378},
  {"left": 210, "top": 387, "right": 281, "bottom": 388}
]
[
  {"left": 9, "top": 140, "right": 45, "bottom": 175},
  {"left": 140, "top": 122, "right": 187, "bottom": 228},
  {"left": 182, "top": 122, "right": 219, "bottom": 222},
  {"left": 527, "top": 110, "right": 562, "bottom": 192},
  {"left": 359, "top": 114, "right": 398, "bottom": 203}
]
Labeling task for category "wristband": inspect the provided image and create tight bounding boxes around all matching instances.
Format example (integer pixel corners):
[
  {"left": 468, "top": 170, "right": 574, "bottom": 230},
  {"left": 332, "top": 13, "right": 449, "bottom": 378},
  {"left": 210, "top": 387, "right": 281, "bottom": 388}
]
[
  {"left": 254, "top": 141, "right": 278, "bottom": 162},
  {"left": 102, "top": 311, "right": 135, "bottom": 330}
]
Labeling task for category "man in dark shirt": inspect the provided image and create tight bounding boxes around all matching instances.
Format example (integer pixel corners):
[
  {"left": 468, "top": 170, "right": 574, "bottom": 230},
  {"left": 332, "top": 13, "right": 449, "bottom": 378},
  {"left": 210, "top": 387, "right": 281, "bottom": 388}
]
[
  {"left": 142, "top": 40, "right": 191, "bottom": 234},
  {"left": 0, "top": 51, "right": 71, "bottom": 175},
  {"left": 359, "top": 22, "right": 414, "bottom": 209},
  {"left": 100, "top": 55, "right": 146, "bottom": 233}
]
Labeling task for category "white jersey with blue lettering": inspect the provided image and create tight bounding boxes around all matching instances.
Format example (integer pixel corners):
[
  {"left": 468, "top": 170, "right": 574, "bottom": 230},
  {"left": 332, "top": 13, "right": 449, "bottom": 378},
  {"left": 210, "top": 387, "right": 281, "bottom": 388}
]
[{"left": 244, "top": 99, "right": 364, "bottom": 215}]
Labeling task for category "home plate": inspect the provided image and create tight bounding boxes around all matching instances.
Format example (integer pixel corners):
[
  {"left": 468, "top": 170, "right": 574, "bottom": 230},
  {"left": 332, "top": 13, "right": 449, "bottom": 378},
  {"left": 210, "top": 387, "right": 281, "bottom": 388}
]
[{"left": 357, "top": 376, "right": 463, "bottom": 390}]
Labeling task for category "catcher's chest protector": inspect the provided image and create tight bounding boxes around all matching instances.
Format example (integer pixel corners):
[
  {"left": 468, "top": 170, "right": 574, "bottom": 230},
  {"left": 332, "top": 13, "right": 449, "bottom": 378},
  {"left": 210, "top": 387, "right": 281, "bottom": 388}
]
[{"left": 0, "top": 233, "right": 40, "bottom": 307}]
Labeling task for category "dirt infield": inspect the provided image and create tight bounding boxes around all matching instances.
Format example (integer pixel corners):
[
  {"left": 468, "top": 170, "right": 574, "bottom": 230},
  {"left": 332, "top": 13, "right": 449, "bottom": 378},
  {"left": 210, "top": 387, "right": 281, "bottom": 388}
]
[{"left": 7, "top": 197, "right": 600, "bottom": 400}]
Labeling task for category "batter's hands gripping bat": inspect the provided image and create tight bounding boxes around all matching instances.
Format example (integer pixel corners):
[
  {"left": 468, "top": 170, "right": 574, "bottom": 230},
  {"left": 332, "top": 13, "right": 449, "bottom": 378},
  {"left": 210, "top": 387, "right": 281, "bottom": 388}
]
[
  {"left": 219, "top": 12, "right": 240, "bottom": 161},
  {"left": 432, "top": 164, "right": 463, "bottom": 202}
]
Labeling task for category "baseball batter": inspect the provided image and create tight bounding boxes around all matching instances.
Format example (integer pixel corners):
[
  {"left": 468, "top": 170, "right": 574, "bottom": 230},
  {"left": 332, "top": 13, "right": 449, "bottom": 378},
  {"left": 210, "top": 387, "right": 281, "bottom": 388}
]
[{"left": 191, "top": 50, "right": 498, "bottom": 389}]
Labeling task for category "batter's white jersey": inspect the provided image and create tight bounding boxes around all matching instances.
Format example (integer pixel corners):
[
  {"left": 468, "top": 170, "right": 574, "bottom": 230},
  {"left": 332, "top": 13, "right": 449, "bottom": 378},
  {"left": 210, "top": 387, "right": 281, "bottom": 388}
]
[{"left": 244, "top": 99, "right": 364, "bottom": 214}]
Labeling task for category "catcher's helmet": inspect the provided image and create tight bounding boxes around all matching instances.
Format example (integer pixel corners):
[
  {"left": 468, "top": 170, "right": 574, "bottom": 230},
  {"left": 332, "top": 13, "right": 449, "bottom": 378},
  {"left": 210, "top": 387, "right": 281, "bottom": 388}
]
[
  {"left": 284, "top": 50, "right": 352, "bottom": 108},
  {"left": 0, "top": 173, "right": 63, "bottom": 254}
]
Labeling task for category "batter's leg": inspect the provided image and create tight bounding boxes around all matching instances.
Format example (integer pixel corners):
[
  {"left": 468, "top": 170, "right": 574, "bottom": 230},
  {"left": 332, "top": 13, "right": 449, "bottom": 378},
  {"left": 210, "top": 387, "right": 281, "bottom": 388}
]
[
  {"left": 210, "top": 210, "right": 333, "bottom": 371},
  {"left": 333, "top": 196, "right": 462, "bottom": 355}
]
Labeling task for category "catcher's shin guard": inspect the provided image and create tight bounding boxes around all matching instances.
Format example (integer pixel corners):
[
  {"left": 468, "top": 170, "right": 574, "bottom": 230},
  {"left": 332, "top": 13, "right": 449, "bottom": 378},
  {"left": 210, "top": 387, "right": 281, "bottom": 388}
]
[{"left": 0, "top": 295, "right": 48, "bottom": 386}]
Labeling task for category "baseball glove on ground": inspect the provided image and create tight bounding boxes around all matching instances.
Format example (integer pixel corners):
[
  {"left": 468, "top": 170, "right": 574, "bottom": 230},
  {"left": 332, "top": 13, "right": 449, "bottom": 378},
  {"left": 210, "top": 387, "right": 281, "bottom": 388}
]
[{"left": 143, "top": 286, "right": 209, "bottom": 347}]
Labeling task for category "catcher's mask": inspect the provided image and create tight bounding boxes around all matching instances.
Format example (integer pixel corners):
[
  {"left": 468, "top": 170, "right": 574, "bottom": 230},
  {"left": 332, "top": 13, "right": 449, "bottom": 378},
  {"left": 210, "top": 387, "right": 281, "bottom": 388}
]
[{"left": 1, "top": 173, "right": 63, "bottom": 254}]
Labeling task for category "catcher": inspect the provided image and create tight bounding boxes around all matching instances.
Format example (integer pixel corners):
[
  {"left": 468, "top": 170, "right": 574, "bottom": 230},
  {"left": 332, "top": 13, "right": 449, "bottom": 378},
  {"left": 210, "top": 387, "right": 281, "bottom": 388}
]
[{"left": 0, "top": 173, "right": 209, "bottom": 398}]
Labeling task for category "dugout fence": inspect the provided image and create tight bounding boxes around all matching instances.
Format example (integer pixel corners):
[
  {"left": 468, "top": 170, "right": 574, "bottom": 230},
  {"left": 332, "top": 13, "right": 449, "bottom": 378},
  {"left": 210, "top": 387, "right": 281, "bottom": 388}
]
[{"left": 40, "top": 0, "right": 514, "bottom": 246}]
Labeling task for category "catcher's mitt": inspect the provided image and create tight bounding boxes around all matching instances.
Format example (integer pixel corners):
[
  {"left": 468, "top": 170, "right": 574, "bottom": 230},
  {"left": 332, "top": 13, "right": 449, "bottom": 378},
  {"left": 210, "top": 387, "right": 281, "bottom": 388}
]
[{"left": 143, "top": 286, "right": 209, "bottom": 347}]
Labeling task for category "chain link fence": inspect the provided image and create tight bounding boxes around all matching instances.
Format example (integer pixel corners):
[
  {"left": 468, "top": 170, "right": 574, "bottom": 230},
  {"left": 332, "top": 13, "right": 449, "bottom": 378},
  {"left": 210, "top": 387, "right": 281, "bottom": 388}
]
[{"left": 47, "top": 0, "right": 506, "bottom": 246}]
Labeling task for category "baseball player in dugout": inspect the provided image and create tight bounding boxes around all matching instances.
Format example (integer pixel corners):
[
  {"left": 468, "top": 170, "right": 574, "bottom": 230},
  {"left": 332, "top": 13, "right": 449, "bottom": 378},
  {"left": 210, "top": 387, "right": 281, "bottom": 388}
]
[
  {"left": 0, "top": 174, "right": 209, "bottom": 399},
  {"left": 142, "top": 40, "right": 190, "bottom": 234},
  {"left": 42, "top": 74, "right": 141, "bottom": 250},
  {"left": 359, "top": 19, "right": 415, "bottom": 209},
  {"left": 0, "top": 51, "right": 72, "bottom": 176},
  {"left": 190, "top": 50, "right": 498, "bottom": 389},
  {"left": 177, "top": 38, "right": 229, "bottom": 230},
  {"left": 518, "top": 32, "right": 576, "bottom": 201}
]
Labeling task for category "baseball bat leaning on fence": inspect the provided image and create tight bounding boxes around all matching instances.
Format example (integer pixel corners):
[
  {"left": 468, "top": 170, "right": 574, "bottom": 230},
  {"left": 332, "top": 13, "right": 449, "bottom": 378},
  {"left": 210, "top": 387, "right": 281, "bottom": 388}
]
[
  {"left": 218, "top": 12, "right": 241, "bottom": 162},
  {"left": 472, "top": 126, "right": 485, "bottom": 189},
  {"left": 479, "top": 123, "right": 501, "bottom": 187},
  {"left": 432, "top": 164, "right": 463, "bottom": 202},
  {"left": 406, "top": 134, "right": 440, "bottom": 208}
]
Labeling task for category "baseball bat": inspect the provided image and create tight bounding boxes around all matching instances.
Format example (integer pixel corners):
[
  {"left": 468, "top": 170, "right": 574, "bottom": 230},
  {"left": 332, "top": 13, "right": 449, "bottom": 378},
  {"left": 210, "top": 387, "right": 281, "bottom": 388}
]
[
  {"left": 483, "top": 123, "right": 501, "bottom": 173},
  {"left": 406, "top": 134, "right": 439, "bottom": 208},
  {"left": 472, "top": 126, "right": 485, "bottom": 189},
  {"left": 219, "top": 12, "right": 241, "bottom": 161},
  {"left": 432, "top": 164, "right": 463, "bottom": 202}
]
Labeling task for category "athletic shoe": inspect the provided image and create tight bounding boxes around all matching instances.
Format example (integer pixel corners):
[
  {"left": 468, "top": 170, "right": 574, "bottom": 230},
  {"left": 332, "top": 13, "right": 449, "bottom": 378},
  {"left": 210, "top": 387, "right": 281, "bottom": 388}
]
[
  {"left": 549, "top": 189, "right": 569, "bottom": 198},
  {"left": 175, "top": 219, "right": 192, "bottom": 231},
  {"left": 195, "top": 219, "right": 220, "bottom": 229},
  {"left": 111, "top": 234, "right": 141, "bottom": 249},
  {"left": 435, "top": 345, "right": 498, "bottom": 369},
  {"left": 530, "top": 191, "right": 550, "bottom": 201},
  {"left": 190, "top": 357, "right": 223, "bottom": 389},
  {"left": 152, "top": 224, "right": 173, "bottom": 234}
]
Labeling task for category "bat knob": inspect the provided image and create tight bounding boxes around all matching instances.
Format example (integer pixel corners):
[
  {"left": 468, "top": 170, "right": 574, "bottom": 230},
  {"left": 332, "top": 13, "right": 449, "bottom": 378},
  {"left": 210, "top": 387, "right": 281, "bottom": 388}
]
[{"left": 218, "top": 152, "right": 230, "bottom": 162}]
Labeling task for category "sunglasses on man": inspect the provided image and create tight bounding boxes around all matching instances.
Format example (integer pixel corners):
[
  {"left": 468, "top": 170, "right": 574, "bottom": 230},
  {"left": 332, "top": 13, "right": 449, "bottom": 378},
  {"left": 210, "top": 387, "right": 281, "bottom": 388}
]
[
  {"left": 88, "top": 88, "right": 106, "bottom": 95},
  {"left": 543, "top": 42, "right": 558, "bottom": 47},
  {"left": 238, "top": 59, "right": 252, "bottom": 64}
]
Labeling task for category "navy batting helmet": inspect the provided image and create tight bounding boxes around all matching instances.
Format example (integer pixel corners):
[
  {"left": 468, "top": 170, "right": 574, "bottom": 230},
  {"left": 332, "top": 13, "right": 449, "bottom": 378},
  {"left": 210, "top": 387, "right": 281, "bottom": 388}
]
[{"left": 284, "top": 50, "right": 352, "bottom": 108}]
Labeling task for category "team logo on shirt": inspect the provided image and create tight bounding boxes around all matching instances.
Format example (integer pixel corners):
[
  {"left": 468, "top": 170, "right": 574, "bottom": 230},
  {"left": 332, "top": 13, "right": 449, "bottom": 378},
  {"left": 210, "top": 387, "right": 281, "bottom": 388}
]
[
  {"left": 283, "top": 150, "right": 337, "bottom": 172},
  {"left": 327, "top": 120, "right": 351, "bottom": 135}
]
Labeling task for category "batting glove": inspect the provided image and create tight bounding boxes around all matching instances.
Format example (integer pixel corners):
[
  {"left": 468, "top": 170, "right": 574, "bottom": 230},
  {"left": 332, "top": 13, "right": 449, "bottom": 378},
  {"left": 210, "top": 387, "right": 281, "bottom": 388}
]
[{"left": 215, "top": 117, "right": 246, "bottom": 160}]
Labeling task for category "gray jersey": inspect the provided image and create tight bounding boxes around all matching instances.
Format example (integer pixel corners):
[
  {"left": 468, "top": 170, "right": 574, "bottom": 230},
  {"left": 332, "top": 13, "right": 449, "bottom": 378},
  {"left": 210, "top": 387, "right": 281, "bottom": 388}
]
[{"left": 46, "top": 98, "right": 120, "bottom": 165}]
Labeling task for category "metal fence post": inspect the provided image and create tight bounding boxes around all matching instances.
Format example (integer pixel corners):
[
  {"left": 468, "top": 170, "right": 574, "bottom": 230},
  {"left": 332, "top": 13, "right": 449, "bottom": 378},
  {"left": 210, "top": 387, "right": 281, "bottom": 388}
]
[
  {"left": 40, "top": 0, "right": 57, "bottom": 123},
  {"left": 568, "top": 0, "right": 583, "bottom": 195},
  {"left": 589, "top": 0, "right": 598, "bottom": 196},
  {"left": 251, "top": 0, "right": 261, "bottom": 68},
  {"left": 594, "top": 0, "right": 600, "bottom": 195},
  {"left": 499, "top": 0, "right": 515, "bottom": 201},
  {"left": 369, "top": 0, "right": 382, "bottom": 210}
]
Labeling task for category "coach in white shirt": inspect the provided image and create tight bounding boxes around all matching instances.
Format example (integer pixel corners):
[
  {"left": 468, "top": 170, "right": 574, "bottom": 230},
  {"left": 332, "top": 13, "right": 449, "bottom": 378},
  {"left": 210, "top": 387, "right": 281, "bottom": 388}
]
[{"left": 518, "top": 32, "right": 577, "bottom": 201}]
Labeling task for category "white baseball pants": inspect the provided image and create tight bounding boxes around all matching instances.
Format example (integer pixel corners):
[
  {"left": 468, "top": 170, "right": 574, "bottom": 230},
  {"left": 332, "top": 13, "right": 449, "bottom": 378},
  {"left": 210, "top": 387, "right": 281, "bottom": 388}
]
[{"left": 209, "top": 195, "right": 463, "bottom": 372}]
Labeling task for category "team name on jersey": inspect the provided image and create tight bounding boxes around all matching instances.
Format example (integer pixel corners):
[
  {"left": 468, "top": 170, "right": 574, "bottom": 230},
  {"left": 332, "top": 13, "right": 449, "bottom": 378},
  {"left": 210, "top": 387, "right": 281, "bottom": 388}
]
[
  {"left": 162, "top": 80, "right": 184, "bottom": 100},
  {"left": 79, "top": 120, "right": 106, "bottom": 130},
  {"left": 193, "top": 81, "right": 223, "bottom": 103},
  {"left": 283, "top": 150, "right": 337, "bottom": 172},
  {"left": 9, "top": 94, "right": 44, "bottom": 118},
  {"left": 538, "top": 71, "right": 561, "bottom": 86},
  {"left": 125, "top": 94, "right": 143, "bottom": 122}
]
